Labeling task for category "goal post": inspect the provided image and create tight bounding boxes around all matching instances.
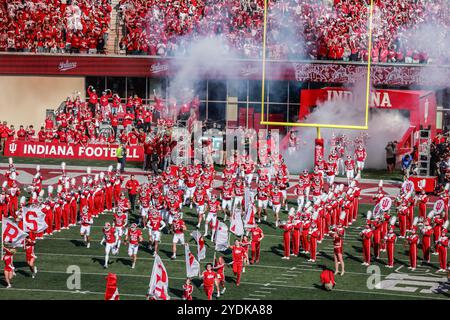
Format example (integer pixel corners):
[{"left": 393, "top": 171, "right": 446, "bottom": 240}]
[{"left": 260, "top": 0, "right": 375, "bottom": 131}]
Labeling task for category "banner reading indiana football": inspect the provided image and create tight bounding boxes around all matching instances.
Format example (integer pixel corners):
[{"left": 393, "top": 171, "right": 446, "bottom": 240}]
[{"left": 4, "top": 140, "right": 144, "bottom": 162}]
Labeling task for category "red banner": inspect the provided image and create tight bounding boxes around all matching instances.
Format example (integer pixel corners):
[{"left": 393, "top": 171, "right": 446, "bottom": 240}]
[
  {"left": 3, "top": 140, "right": 144, "bottom": 162},
  {"left": 0, "top": 53, "right": 449, "bottom": 86}
]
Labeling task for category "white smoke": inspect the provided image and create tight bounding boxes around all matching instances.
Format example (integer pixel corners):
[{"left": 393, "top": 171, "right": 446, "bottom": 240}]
[{"left": 283, "top": 85, "right": 410, "bottom": 173}]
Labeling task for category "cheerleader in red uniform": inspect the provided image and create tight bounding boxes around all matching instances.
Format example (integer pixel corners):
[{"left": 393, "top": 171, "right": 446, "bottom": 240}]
[
  {"left": 24, "top": 237, "right": 37, "bottom": 278},
  {"left": 182, "top": 278, "right": 193, "bottom": 300},
  {"left": 3, "top": 246, "right": 16, "bottom": 288}
]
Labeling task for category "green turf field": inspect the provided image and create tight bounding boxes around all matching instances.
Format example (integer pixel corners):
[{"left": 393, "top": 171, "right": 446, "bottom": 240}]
[{"left": 0, "top": 202, "right": 448, "bottom": 300}]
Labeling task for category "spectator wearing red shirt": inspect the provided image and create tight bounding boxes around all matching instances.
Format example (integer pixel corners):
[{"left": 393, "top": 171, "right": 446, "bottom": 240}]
[
  {"left": 125, "top": 175, "right": 140, "bottom": 212},
  {"left": 38, "top": 127, "right": 46, "bottom": 143},
  {"left": 16, "top": 125, "right": 26, "bottom": 141},
  {"left": 110, "top": 113, "right": 119, "bottom": 137},
  {"left": 320, "top": 266, "right": 336, "bottom": 291},
  {"left": 45, "top": 116, "right": 54, "bottom": 130},
  {"left": 128, "top": 129, "right": 139, "bottom": 146},
  {"left": 26, "top": 125, "right": 35, "bottom": 141}
]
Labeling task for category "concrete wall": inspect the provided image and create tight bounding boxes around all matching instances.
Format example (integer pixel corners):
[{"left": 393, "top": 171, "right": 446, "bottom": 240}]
[{"left": 0, "top": 76, "right": 85, "bottom": 130}]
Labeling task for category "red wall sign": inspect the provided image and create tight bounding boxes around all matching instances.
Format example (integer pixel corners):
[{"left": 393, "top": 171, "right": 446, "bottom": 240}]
[{"left": 4, "top": 140, "right": 144, "bottom": 162}]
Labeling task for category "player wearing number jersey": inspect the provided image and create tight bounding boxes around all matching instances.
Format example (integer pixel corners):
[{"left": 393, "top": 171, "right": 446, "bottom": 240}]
[
  {"left": 276, "top": 173, "right": 289, "bottom": 211},
  {"left": 184, "top": 170, "right": 198, "bottom": 208},
  {"left": 193, "top": 185, "right": 208, "bottom": 228},
  {"left": 139, "top": 190, "right": 151, "bottom": 229},
  {"left": 113, "top": 210, "right": 128, "bottom": 251},
  {"left": 205, "top": 195, "right": 220, "bottom": 238},
  {"left": 344, "top": 156, "right": 355, "bottom": 185},
  {"left": 355, "top": 145, "right": 367, "bottom": 174},
  {"left": 171, "top": 215, "right": 187, "bottom": 260},
  {"left": 256, "top": 182, "right": 269, "bottom": 222},
  {"left": 233, "top": 179, "right": 245, "bottom": 211},
  {"left": 271, "top": 186, "right": 283, "bottom": 227},
  {"left": 124, "top": 223, "right": 143, "bottom": 269},
  {"left": 147, "top": 209, "right": 166, "bottom": 256},
  {"left": 79, "top": 206, "right": 93, "bottom": 248},
  {"left": 221, "top": 182, "right": 234, "bottom": 221},
  {"left": 103, "top": 222, "right": 117, "bottom": 269}
]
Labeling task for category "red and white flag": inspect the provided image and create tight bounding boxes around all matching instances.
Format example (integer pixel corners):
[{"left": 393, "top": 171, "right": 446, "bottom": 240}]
[
  {"left": 184, "top": 244, "right": 200, "bottom": 278},
  {"left": 2, "top": 217, "right": 28, "bottom": 248},
  {"left": 230, "top": 209, "right": 244, "bottom": 236},
  {"left": 190, "top": 230, "right": 206, "bottom": 261},
  {"left": 148, "top": 254, "right": 170, "bottom": 300},
  {"left": 22, "top": 206, "right": 48, "bottom": 233},
  {"left": 214, "top": 221, "right": 229, "bottom": 252},
  {"left": 244, "top": 204, "right": 257, "bottom": 228}
]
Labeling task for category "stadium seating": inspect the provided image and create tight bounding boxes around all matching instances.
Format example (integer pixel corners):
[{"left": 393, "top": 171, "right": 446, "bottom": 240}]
[
  {"left": 0, "top": 0, "right": 111, "bottom": 53},
  {"left": 0, "top": 0, "right": 448, "bottom": 63},
  {"left": 117, "top": 0, "right": 449, "bottom": 64}
]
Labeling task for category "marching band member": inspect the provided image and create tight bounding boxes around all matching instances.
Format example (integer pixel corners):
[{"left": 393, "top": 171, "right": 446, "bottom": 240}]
[
  {"left": 279, "top": 219, "right": 293, "bottom": 260},
  {"left": 436, "top": 222, "right": 449, "bottom": 272},
  {"left": 406, "top": 220, "right": 420, "bottom": 271},
  {"left": 385, "top": 219, "right": 397, "bottom": 268},
  {"left": 360, "top": 223, "right": 373, "bottom": 266},
  {"left": 421, "top": 216, "right": 434, "bottom": 264}
]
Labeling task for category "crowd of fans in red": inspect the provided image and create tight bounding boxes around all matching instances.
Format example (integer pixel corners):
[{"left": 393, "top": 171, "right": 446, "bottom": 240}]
[
  {"left": 0, "top": 0, "right": 448, "bottom": 63},
  {"left": 0, "top": 85, "right": 201, "bottom": 151},
  {"left": 0, "top": 0, "right": 111, "bottom": 53},
  {"left": 118, "top": 0, "right": 449, "bottom": 64}
]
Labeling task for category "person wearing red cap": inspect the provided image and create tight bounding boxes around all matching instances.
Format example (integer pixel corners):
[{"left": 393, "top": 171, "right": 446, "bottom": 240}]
[
  {"left": 385, "top": 226, "right": 397, "bottom": 268},
  {"left": 436, "top": 228, "right": 449, "bottom": 272},
  {"left": 360, "top": 224, "right": 373, "bottom": 266},
  {"left": 406, "top": 228, "right": 419, "bottom": 270}
]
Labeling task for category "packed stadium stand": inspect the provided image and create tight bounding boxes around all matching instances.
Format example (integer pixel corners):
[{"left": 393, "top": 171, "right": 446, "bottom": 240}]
[{"left": 0, "top": 0, "right": 448, "bottom": 63}]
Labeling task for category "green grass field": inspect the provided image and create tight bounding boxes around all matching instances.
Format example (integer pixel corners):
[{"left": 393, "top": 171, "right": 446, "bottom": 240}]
[{"left": 0, "top": 202, "right": 448, "bottom": 300}]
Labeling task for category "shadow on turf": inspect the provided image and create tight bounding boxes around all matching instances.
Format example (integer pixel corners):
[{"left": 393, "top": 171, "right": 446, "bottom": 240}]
[
  {"left": 270, "top": 244, "right": 284, "bottom": 257},
  {"left": 70, "top": 240, "right": 85, "bottom": 247}
]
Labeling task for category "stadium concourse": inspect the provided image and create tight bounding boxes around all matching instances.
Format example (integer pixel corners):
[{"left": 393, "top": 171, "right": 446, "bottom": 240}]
[{"left": 0, "top": 158, "right": 449, "bottom": 300}]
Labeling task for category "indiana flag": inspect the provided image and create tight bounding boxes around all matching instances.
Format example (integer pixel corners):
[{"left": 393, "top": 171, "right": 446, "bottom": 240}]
[
  {"left": 22, "top": 206, "right": 48, "bottom": 233},
  {"left": 190, "top": 230, "right": 206, "bottom": 261},
  {"left": 230, "top": 209, "right": 244, "bottom": 236},
  {"left": 148, "top": 254, "right": 170, "bottom": 300},
  {"left": 184, "top": 244, "right": 200, "bottom": 278},
  {"left": 214, "top": 221, "right": 229, "bottom": 252},
  {"left": 2, "top": 217, "right": 28, "bottom": 248},
  {"left": 104, "top": 273, "right": 120, "bottom": 300}
]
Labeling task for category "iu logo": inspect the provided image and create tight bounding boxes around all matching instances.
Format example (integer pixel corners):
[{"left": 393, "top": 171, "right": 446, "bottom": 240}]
[{"left": 9, "top": 142, "right": 17, "bottom": 154}]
